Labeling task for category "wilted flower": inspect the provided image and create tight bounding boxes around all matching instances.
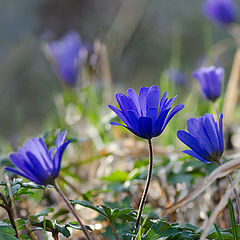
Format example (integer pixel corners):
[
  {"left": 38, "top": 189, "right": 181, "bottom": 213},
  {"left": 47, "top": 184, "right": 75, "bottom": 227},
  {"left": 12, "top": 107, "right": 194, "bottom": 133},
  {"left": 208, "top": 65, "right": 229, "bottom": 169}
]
[
  {"left": 177, "top": 113, "right": 224, "bottom": 163},
  {"left": 109, "top": 85, "right": 184, "bottom": 139},
  {"left": 203, "top": 0, "right": 237, "bottom": 25},
  {"left": 193, "top": 66, "right": 224, "bottom": 101},
  {"left": 46, "top": 31, "right": 93, "bottom": 86},
  {"left": 167, "top": 68, "right": 188, "bottom": 86},
  {"left": 5, "top": 131, "right": 71, "bottom": 185}
]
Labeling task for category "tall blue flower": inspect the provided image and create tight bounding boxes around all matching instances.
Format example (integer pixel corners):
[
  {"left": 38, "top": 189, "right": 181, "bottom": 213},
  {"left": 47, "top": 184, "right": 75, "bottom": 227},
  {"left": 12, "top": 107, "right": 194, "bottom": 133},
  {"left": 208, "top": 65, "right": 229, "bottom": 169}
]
[
  {"left": 177, "top": 113, "right": 224, "bottom": 163},
  {"left": 46, "top": 31, "right": 88, "bottom": 86},
  {"left": 203, "top": 0, "right": 237, "bottom": 25},
  {"left": 193, "top": 66, "right": 224, "bottom": 102},
  {"left": 109, "top": 85, "right": 184, "bottom": 139},
  {"left": 5, "top": 131, "right": 71, "bottom": 185}
]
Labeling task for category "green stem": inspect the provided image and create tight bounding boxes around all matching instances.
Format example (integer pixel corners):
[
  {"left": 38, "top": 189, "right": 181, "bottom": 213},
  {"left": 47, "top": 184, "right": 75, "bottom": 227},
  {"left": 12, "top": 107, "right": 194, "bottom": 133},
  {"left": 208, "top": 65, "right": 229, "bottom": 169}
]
[
  {"left": 135, "top": 139, "right": 154, "bottom": 229},
  {"left": 53, "top": 182, "right": 93, "bottom": 240}
]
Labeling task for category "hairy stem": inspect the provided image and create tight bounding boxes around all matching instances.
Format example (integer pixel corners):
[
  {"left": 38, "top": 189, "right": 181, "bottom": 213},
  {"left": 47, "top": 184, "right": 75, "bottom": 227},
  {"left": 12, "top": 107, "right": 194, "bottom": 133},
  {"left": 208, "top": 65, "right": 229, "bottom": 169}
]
[
  {"left": 217, "top": 159, "right": 240, "bottom": 224},
  {"left": 0, "top": 193, "right": 19, "bottom": 239},
  {"left": 110, "top": 223, "right": 119, "bottom": 240},
  {"left": 135, "top": 139, "right": 154, "bottom": 229},
  {"left": 53, "top": 182, "right": 93, "bottom": 240}
]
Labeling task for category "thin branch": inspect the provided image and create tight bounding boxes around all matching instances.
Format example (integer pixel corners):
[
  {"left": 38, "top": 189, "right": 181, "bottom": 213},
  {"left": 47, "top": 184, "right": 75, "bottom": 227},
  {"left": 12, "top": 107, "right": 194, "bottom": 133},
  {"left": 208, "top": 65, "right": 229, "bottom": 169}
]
[
  {"left": 200, "top": 170, "right": 240, "bottom": 239},
  {"left": 53, "top": 182, "right": 93, "bottom": 240},
  {"left": 161, "top": 157, "right": 240, "bottom": 217}
]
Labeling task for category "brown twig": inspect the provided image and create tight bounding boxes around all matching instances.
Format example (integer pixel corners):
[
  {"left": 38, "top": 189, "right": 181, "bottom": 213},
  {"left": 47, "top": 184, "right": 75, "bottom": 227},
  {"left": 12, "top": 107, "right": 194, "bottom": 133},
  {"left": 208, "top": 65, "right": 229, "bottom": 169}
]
[{"left": 160, "top": 157, "right": 240, "bottom": 217}]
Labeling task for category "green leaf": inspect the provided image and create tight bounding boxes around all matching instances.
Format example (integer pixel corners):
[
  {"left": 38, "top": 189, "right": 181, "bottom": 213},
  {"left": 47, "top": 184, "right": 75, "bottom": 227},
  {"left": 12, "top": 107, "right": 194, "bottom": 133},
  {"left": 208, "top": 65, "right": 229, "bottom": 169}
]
[
  {"left": 29, "top": 208, "right": 54, "bottom": 221},
  {"left": 55, "top": 222, "right": 70, "bottom": 238},
  {"left": 214, "top": 223, "right": 224, "bottom": 240},
  {"left": 228, "top": 199, "right": 238, "bottom": 240},
  {"left": 71, "top": 200, "right": 108, "bottom": 218},
  {"left": 0, "top": 221, "right": 17, "bottom": 240},
  {"left": 100, "top": 170, "right": 129, "bottom": 183}
]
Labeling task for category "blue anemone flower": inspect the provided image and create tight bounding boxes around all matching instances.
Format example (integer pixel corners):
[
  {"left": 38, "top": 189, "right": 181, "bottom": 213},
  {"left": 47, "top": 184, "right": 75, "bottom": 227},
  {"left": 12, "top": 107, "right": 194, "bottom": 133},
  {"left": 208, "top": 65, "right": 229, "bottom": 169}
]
[
  {"left": 177, "top": 113, "right": 224, "bottom": 163},
  {"left": 203, "top": 0, "right": 237, "bottom": 25},
  {"left": 193, "top": 66, "right": 224, "bottom": 102},
  {"left": 5, "top": 131, "right": 71, "bottom": 185},
  {"left": 109, "top": 85, "right": 184, "bottom": 139},
  {"left": 47, "top": 31, "right": 88, "bottom": 86}
]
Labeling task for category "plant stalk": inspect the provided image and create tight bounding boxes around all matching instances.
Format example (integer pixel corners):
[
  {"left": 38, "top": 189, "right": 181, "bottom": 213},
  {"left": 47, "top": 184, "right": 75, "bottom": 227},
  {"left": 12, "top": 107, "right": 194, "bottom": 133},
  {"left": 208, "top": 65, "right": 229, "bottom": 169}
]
[
  {"left": 135, "top": 139, "right": 154, "bottom": 229},
  {"left": 109, "top": 223, "right": 119, "bottom": 240},
  {"left": 217, "top": 158, "right": 240, "bottom": 224},
  {"left": 0, "top": 193, "right": 19, "bottom": 239},
  {"left": 53, "top": 182, "right": 93, "bottom": 240}
]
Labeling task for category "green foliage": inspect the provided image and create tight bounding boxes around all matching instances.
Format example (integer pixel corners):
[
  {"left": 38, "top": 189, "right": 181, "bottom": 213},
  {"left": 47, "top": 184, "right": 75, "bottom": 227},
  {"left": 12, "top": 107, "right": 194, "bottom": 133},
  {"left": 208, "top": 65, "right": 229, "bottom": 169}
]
[{"left": 0, "top": 221, "right": 17, "bottom": 240}]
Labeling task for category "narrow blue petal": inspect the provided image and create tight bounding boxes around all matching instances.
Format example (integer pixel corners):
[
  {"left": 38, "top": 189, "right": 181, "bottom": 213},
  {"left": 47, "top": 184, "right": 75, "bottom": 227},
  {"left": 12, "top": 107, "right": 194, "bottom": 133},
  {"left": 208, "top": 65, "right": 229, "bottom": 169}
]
[
  {"left": 165, "top": 95, "right": 177, "bottom": 109},
  {"left": 159, "top": 92, "right": 168, "bottom": 112},
  {"left": 25, "top": 152, "right": 52, "bottom": 184},
  {"left": 187, "top": 117, "right": 214, "bottom": 155},
  {"left": 153, "top": 108, "right": 171, "bottom": 136},
  {"left": 108, "top": 105, "right": 132, "bottom": 127},
  {"left": 139, "top": 117, "right": 153, "bottom": 139},
  {"left": 146, "top": 85, "right": 159, "bottom": 110},
  {"left": 219, "top": 113, "right": 224, "bottom": 153},
  {"left": 163, "top": 104, "right": 184, "bottom": 130},
  {"left": 5, "top": 167, "right": 42, "bottom": 185},
  {"left": 9, "top": 153, "right": 37, "bottom": 180},
  {"left": 177, "top": 130, "right": 209, "bottom": 159},
  {"left": 53, "top": 140, "right": 72, "bottom": 177},
  {"left": 127, "top": 88, "right": 141, "bottom": 114},
  {"left": 203, "top": 116, "right": 220, "bottom": 153},
  {"left": 138, "top": 87, "right": 149, "bottom": 116},
  {"left": 116, "top": 93, "right": 138, "bottom": 113},
  {"left": 127, "top": 110, "right": 140, "bottom": 133},
  {"left": 110, "top": 122, "right": 126, "bottom": 127},
  {"left": 182, "top": 150, "right": 211, "bottom": 164}
]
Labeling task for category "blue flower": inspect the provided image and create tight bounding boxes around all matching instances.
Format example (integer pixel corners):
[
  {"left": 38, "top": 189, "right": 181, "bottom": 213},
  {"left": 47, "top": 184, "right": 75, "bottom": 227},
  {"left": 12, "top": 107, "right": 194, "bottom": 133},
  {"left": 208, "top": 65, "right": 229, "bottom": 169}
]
[
  {"left": 46, "top": 31, "right": 88, "bottom": 86},
  {"left": 109, "top": 85, "right": 184, "bottom": 139},
  {"left": 203, "top": 0, "right": 237, "bottom": 25},
  {"left": 193, "top": 66, "right": 224, "bottom": 102},
  {"left": 5, "top": 131, "right": 71, "bottom": 185},
  {"left": 167, "top": 68, "right": 188, "bottom": 86},
  {"left": 177, "top": 113, "right": 224, "bottom": 163}
]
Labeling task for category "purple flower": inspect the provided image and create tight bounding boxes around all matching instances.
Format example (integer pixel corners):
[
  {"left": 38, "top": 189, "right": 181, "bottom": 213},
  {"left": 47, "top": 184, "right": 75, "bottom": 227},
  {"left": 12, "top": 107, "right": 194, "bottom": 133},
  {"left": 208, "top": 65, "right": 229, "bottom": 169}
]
[
  {"left": 5, "top": 131, "right": 71, "bottom": 185},
  {"left": 177, "top": 113, "right": 224, "bottom": 163},
  {"left": 193, "top": 66, "right": 224, "bottom": 101},
  {"left": 203, "top": 0, "right": 237, "bottom": 25},
  {"left": 46, "top": 31, "right": 88, "bottom": 86},
  {"left": 109, "top": 85, "right": 184, "bottom": 139},
  {"left": 167, "top": 68, "right": 188, "bottom": 86}
]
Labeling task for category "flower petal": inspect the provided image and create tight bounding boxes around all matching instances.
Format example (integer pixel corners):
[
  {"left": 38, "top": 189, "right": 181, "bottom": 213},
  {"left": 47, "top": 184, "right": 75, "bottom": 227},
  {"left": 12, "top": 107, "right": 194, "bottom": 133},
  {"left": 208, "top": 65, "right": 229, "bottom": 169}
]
[
  {"left": 127, "top": 88, "right": 141, "bottom": 114},
  {"left": 146, "top": 85, "right": 159, "bottom": 110},
  {"left": 139, "top": 117, "right": 153, "bottom": 139},
  {"left": 182, "top": 150, "right": 211, "bottom": 163},
  {"left": 138, "top": 87, "right": 149, "bottom": 116},
  {"left": 5, "top": 167, "right": 42, "bottom": 185},
  {"left": 108, "top": 105, "right": 132, "bottom": 127},
  {"left": 177, "top": 130, "right": 209, "bottom": 160},
  {"left": 53, "top": 140, "right": 72, "bottom": 177},
  {"left": 163, "top": 104, "right": 184, "bottom": 130}
]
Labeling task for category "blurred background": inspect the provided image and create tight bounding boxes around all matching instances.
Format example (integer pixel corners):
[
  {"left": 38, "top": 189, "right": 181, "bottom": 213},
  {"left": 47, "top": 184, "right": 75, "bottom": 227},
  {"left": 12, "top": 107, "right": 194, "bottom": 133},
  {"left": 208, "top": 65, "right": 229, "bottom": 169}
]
[{"left": 0, "top": 0, "right": 238, "bottom": 141}]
